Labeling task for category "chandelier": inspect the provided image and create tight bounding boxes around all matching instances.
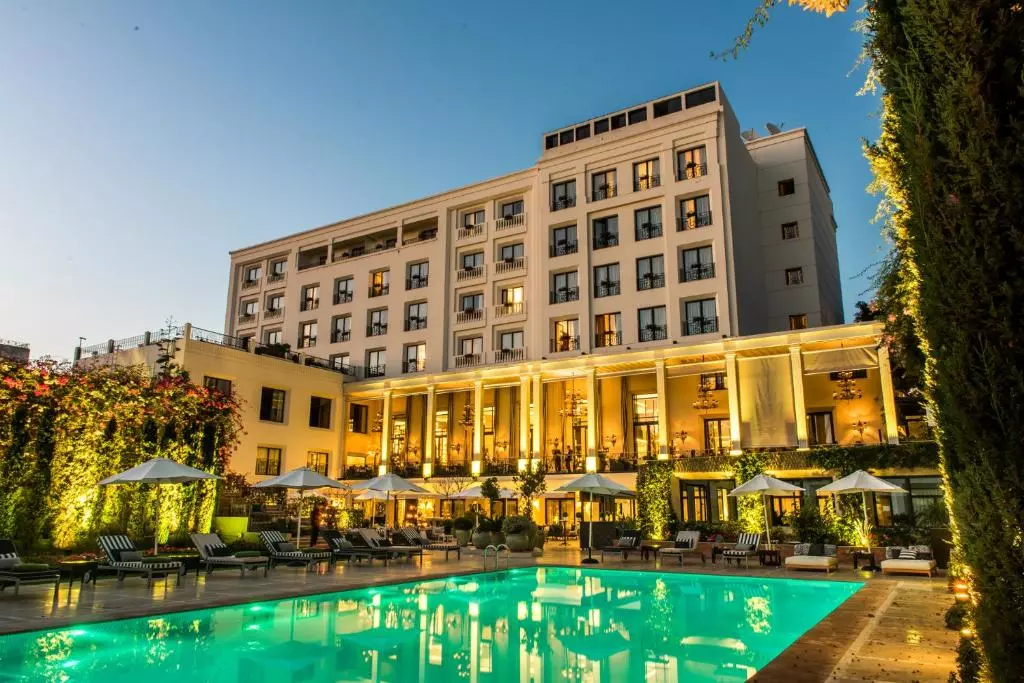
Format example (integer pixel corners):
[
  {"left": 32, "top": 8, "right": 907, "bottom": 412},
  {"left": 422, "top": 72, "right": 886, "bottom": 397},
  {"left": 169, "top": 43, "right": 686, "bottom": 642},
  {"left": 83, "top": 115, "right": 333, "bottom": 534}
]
[
  {"left": 371, "top": 413, "right": 383, "bottom": 433},
  {"left": 832, "top": 371, "right": 863, "bottom": 401},
  {"left": 559, "top": 376, "right": 586, "bottom": 422},
  {"left": 692, "top": 384, "right": 719, "bottom": 411},
  {"left": 457, "top": 404, "right": 474, "bottom": 429}
]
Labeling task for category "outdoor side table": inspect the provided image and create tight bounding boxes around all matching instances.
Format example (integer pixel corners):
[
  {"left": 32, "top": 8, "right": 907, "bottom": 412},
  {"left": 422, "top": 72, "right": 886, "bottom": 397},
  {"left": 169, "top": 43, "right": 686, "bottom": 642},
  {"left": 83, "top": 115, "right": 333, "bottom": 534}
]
[
  {"left": 711, "top": 546, "right": 725, "bottom": 564},
  {"left": 58, "top": 560, "right": 99, "bottom": 589},
  {"left": 759, "top": 549, "right": 781, "bottom": 567},
  {"left": 640, "top": 542, "right": 666, "bottom": 562},
  {"left": 852, "top": 550, "right": 878, "bottom": 571}
]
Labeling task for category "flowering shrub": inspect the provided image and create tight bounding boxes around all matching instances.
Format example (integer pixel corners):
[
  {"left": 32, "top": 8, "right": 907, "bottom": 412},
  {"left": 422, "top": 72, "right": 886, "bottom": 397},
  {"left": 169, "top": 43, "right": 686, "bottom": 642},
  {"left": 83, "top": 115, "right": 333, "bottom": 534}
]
[{"left": 0, "top": 359, "right": 242, "bottom": 550}]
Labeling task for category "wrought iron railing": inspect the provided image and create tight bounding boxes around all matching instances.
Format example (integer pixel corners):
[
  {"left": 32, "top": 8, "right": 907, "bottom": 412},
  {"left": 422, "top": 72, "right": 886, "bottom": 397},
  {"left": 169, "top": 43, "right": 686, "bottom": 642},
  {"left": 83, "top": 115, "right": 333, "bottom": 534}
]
[
  {"left": 591, "top": 184, "right": 616, "bottom": 201},
  {"left": 334, "top": 290, "right": 354, "bottom": 305},
  {"left": 633, "top": 176, "right": 660, "bottom": 191},
  {"left": 550, "top": 336, "right": 580, "bottom": 353},
  {"left": 594, "top": 281, "right": 620, "bottom": 298},
  {"left": 368, "top": 284, "right": 389, "bottom": 298},
  {"left": 684, "top": 317, "right": 719, "bottom": 336},
  {"left": 637, "top": 273, "right": 666, "bottom": 290},
  {"left": 549, "top": 241, "right": 578, "bottom": 257},
  {"left": 593, "top": 232, "right": 618, "bottom": 249},
  {"left": 677, "top": 211, "right": 713, "bottom": 230},
  {"left": 406, "top": 276, "right": 428, "bottom": 290},
  {"left": 404, "top": 318, "right": 427, "bottom": 331},
  {"left": 551, "top": 196, "right": 576, "bottom": 211},
  {"left": 403, "top": 359, "right": 426, "bottom": 374},
  {"left": 595, "top": 331, "right": 622, "bottom": 348},
  {"left": 680, "top": 263, "right": 716, "bottom": 282},
  {"left": 549, "top": 287, "right": 579, "bottom": 304},
  {"left": 367, "top": 323, "right": 388, "bottom": 337},
  {"left": 635, "top": 223, "right": 663, "bottom": 240},
  {"left": 678, "top": 162, "right": 708, "bottom": 181},
  {"left": 331, "top": 329, "right": 351, "bottom": 343},
  {"left": 639, "top": 325, "right": 668, "bottom": 342}
]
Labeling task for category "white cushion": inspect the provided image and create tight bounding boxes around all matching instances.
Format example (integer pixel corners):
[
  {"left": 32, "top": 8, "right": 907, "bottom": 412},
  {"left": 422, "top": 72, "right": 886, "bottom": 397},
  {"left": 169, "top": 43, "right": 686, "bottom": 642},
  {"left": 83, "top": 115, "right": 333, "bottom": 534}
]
[
  {"left": 785, "top": 555, "right": 837, "bottom": 569},
  {"left": 881, "top": 558, "right": 936, "bottom": 573}
]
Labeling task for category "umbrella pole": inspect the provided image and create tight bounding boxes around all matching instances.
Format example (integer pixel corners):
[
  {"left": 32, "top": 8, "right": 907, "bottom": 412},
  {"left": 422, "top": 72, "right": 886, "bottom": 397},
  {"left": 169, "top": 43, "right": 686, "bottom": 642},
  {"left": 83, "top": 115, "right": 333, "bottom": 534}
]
[
  {"left": 154, "top": 484, "right": 161, "bottom": 556},
  {"left": 862, "top": 490, "right": 874, "bottom": 570},
  {"left": 297, "top": 489, "right": 304, "bottom": 543},
  {"left": 582, "top": 490, "right": 598, "bottom": 564},
  {"left": 762, "top": 493, "right": 772, "bottom": 548}
]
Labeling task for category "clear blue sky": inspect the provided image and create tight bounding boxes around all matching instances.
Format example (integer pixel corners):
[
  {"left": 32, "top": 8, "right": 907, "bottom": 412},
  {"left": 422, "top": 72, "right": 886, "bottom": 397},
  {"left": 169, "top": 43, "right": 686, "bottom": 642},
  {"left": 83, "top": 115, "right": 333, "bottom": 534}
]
[{"left": 0, "top": 1, "right": 883, "bottom": 359}]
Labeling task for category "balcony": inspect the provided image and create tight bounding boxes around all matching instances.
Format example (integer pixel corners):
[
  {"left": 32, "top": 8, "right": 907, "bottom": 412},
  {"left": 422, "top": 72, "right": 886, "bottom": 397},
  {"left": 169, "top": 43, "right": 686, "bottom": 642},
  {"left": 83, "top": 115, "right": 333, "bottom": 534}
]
[
  {"left": 677, "top": 211, "right": 713, "bottom": 231},
  {"left": 406, "top": 276, "right": 428, "bottom": 290},
  {"left": 240, "top": 278, "right": 260, "bottom": 291},
  {"left": 680, "top": 263, "right": 716, "bottom": 282},
  {"left": 635, "top": 223, "right": 663, "bottom": 240},
  {"left": 368, "top": 284, "right": 389, "bottom": 298},
  {"left": 685, "top": 317, "right": 719, "bottom": 336},
  {"left": 334, "top": 290, "right": 354, "bottom": 305},
  {"left": 457, "top": 223, "right": 485, "bottom": 240},
  {"left": 549, "top": 287, "right": 579, "bottom": 304},
  {"left": 637, "top": 273, "right": 666, "bottom": 290},
  {"left": 456, "top": 265, "right": 484, "bottom": 282},
  {"left": 593, "top": 232, "right": 618, "bottom": 250},
  {"left": 402, "top": 218, "right": 438, "bottom": 245},
  {"left": 366, "top": 364, "right": 386, "bottom": 378},
  {"left": 551, "top": 196, "right": 576, "bottom": 211},
  {"left": 591, "top": 184, "right": 617, "bottom": 201},
  {"left": 634, "top": 176, "right": 661, "bottom": 192},
  {"left": 332, "top": 229, "right": 398, "bottom": 262},
  {"left": 493, "top": 347, "right": 526, "bottom": 364},
  {"left": 454, "top": 353, "right": 483, "bottom": 369},
  {"left": 297, "top": 336, "right": 317, "bottom": 349},
  {"left": 266, "top": 272, "right": 286, "bottom": 288},
  {"left": 594, "top": 281, "right": 620, "bottom": 298},
  {"left": 331, "top": 329, "right": 351, "bottom": 343},
  {"left": 403, "top": 359, "right": 426, "bottom": 374},
  {"left": 495, "top": 213, "right": 526, "bottom": 231},
  {"left": 237, "top": 313, "right": 257, "bottom": 326},
  {"left": 494, "top": 302, "right": 525, "bottom": 318},
  {"left": 404, "top": 317, "right": 427, "bottom": 331},
  {"left": 595, "top": 331, "right": 622, "bottom": 348},
  {"left": 455, "top": 309, "right": 484, "bottom": 324},
  {"left": 367, "top": 323, "right": 389, "bottom": 337},
  {"left": 495, "top": 257, "right": 526, "bottom": 275},
  {"left": 264, "top": 307, "right": 284, "bottom": 320},
  {"left": 678, "top": 162, "right": 709, "bottom": 181},
  {"left": 550, "top": 336, "right": 580, "bottom": 353},
  {"left": 300, "top": 298, "right": 319, "bottom": 312},
  {"left": 297, "top": 245, "right": 329, "bottom": 271},
  {"left": 639, "top": 325, "right": 668, "bottom": 342},
  {"left": 550, "top": 241, "right": 578, "bottom": 257}
]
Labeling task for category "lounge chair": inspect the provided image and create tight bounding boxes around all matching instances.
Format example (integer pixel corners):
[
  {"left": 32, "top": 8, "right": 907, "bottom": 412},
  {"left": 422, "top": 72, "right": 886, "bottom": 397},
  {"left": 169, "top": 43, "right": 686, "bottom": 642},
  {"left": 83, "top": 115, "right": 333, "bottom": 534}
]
[
  {"left": 785, "top": 543, "right": 838, "bottom": 574},
  {"left": 400, "top": 527, "right": 461, "bottom": 560},
  {"left": 720, "top": 533, "right": 761, "bottom": 569},
  {"left": 599, "top": 530, "right": 643, "bottom": 562},
  {"left": 258, "top": 530, "right": 331, "bottom": 571},
  {"left": 190, "top": 533, "right": 269, "bottom": 577},
  {"left": 321, "top": 530, "right": 385, "bottom": 565},
  {"left": 658, "top": 530, "right": 705, "bottom": 566},
  {"left": 97, "top": 535, "right": 183, "bottom": 587},
  {"left": 881, "top": 545, "right": 937, "bottom": 577},
  {"left": 0, "top": 539, "right": 61, "bottom": 596},
  {"left": 354, "top": 528, "right": 423, "bottom": 565}
]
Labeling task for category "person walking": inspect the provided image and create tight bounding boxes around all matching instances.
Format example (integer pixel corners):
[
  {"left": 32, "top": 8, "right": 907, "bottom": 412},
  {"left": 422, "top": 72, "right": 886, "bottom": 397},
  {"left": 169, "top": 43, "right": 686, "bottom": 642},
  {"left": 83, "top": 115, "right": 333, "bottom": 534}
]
[{"left": 310, "top": 502, "right": 322, "bottom": 547}]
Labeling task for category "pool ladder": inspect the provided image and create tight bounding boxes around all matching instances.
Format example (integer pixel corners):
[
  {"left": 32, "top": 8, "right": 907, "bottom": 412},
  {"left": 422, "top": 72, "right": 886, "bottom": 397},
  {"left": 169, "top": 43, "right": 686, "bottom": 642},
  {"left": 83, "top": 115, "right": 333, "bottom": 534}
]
[{"left": 483, "top": 544, "right": 510, "bottom": 570}]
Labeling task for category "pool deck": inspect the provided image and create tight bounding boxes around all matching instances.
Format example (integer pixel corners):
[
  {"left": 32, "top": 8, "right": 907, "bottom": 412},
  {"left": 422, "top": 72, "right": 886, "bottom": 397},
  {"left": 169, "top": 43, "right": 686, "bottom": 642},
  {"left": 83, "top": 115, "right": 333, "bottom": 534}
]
[{"left": 0, "top": 546, "right": 958, "bottom": 681}]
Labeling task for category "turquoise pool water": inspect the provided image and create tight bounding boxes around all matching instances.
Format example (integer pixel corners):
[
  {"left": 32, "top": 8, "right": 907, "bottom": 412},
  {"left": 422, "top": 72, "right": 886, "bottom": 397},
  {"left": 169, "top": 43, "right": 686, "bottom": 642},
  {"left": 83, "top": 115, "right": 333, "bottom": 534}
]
[{"left": 0, "top": 567, "right": 859, "bottom": 682}]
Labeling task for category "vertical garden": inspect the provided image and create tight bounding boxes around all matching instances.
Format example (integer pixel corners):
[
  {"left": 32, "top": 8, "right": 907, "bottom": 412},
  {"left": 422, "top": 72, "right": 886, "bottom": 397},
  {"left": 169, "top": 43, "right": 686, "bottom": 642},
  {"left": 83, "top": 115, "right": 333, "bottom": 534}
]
[{"left": 0, "top": 358, "right": 242, "bottom": 551}]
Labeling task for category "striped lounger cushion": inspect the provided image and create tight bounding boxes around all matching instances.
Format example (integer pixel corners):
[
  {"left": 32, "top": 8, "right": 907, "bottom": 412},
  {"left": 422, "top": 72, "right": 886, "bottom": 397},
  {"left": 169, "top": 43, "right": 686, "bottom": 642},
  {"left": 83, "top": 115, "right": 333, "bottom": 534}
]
[
  {"left": 98, "top": 535, "right": 182, "bottom": 571},
  {"left": 722, "top": 533, "right": 760, "bottom": 556},
  {"left": 259, "top": 531, "right": 330, "bottom": 560}
]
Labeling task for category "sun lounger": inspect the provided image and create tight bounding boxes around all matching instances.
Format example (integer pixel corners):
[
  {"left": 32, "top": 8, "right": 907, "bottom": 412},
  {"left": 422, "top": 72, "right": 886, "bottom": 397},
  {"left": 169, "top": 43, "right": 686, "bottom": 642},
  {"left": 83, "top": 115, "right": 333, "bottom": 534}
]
[
  {"left": 258, "top": 530, "right": 331, "bottom": 571},
  {"left": 321, "top": 530, "right": 385, "bottom": 565},
  {"left": 785, "top": 543, "right": 838, "bottom": 573},
  {"left": 657, "top": 530, "right": 705, "bottom": 565},
  {"left": 0, "top": 539, "right": 61, "bottom": 596},
  {"left": 881, "top": 545, "right": 937, "bottom": 576},
  {"left": 97, "top": 535, "right": 183, "bottom": 587},
  {"left": 399, "top": 527, "right": 461, "bottom": 560},
  {"left": 720, "top": 533, "right": 761, "bottom": 569},
  {"left": 191, "top": 533, "right": 269, "bottom": 577},
  {"left": 355, "top": 529, "right": 423, "bottom": 565},
  {"left": 599, "top": 530, "right": 643, "bottom": 562}
]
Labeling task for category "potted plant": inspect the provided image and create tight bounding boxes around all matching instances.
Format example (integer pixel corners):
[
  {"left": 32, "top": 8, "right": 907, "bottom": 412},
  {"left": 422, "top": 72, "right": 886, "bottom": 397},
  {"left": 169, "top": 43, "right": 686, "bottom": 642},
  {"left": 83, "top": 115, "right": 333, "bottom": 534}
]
[
  {"left": 473, "top": 517, "right": 496, "bottom": 549},
  {"left": 502, "top": 516, "right": 536, "bottom": 552},
  {"left": 452, "top": 516, "right": 474, "bottom": 547}
]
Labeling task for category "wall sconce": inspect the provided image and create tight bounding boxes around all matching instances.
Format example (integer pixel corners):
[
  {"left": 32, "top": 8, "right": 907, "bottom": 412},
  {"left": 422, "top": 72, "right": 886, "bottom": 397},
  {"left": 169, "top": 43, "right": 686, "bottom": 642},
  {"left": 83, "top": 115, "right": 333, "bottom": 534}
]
[
  {"left": 470, "top": 460, "right": 481, "bottom": 478},
  {"left": 852, "top": 420, "right": 868, "bottom": 440},
  {"left": 422, "top": 462, "right": 432, "bottom": 480},
  {"left": 674, "top": 429, "right": 688, "bottom": 443},
  {"left": 378, "top": 464, "right": 387, "bottom": 476},
  {"left": 585, "top": 455, "right": 597, "bottom": 473}
]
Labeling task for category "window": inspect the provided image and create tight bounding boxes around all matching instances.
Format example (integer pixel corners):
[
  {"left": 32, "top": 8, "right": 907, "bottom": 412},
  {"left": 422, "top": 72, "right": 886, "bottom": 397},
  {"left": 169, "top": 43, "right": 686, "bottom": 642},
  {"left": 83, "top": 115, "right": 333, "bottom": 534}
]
[
  {"left": 610, "top": 112, "right": 626, "bottom": 129},
  {"left": 368, "top": 309, "right": 388, "bottom": 336},
  {"left": 545, "top": 134, "right": 558, "bottom": 150},
  {"left": 463, "top": 209, "right": 485, "bottom": 227},
  {"left": 369, "top": 270, "right": 390, "bottom": 297},
  {"left": 785, "top": 267, "right": 804, "bottom": 286},
  {"left": 679, "top": 195, "right": 712, "bottom": 229},
  {"left": 632, "top": 393, "right": 659, "bottom": 461},
  {"left": 550, "top": 225, "right": 578, "bottom": 256},
  {"left": 778, "top": 178, "right": 796, "bottom": 196},
  {"left": 404, "top": 343, "right": 426, "bottom": 373},
  {"left": 461, "top": 251, "right": 484, "bottom": 271},
  {"left": 789, "top": 314, "right": 808, "bottom": 330},
  {"left": 593, "top": 263, "right": 620, "bottom": 297},
  {"left": 806, "top": 412, "right": 835, "bottom": 446},
  {"left": 627, "top": 107, "right": 647, "bottom": 125},
  {"left": 552, "top": 319, "right": 579, "bottom": 351},
  {"left": 298, "top": 321, "right": 317, "bottom": 348},
  {"left": 677, "top": 146, "right": 707, "bottom": 180},
  {"left": 592, "top": 216, "right": 618, "bottom": 249},
  {"left": 367, "top": 349, "right": 386, "bottom": 377},
  {"left": 653, "top": 96, "right": 682, "bottom": 118},
  {"left": 300, "top": 285, "right": 319, "bottom": 311},
  {"left": 684, "top": 299, "right": 718, "bottom": 335},
  {"left": 551, "top": 180, "right": 576, "bottom": 210},
  {"left": 243, "top": 264, "right": 262, "bottom": 283},
  {"left": 633, "top": 159, "right": 660, "bottom": 191},
  {"left": 781, "top": 221, "right": 800, "bottom": 240},
  {"left": 499, "top": 330, "right": 524, "bottom": 349},
  {"left": 635, "top": 206, "right": 662, "bottom": 240},
  {"left": 499, "top": 242, "right": 524, "bottom": 261},
  {"left": 264, "top": 328, "right": 282, "bottom": 345},
  {"left": 559, "top": 129, "right": 573, "bottom": 145},
  {"left": 551, "top": 271, "right": 579, "bottom": 304},
  {"left": 681, "top": 246, "right": 714, "bottom": 282},
  {"left": 636, "top": 255, "right": 665, "bottom": 290},
  {"left": 500, "top": 285, "right": 524, "bottom": 305},
  {"left": 460, "top": 292, "right": 483, "bottom": 312},
  {"left": 406, "top": 302, "right": 427, "bottom": 330},
  {"left": 499, "top": 198, "right": 524, "bottom": 218},
  {"left": 309, "top": 396, "right": 332, "bottom": 429},
  {"left": 460, "top": 336, "right": 483, "bottom": 356},
  {"left": 594, "top": 118, "right": 610, "bottom": 135},
  {"left": 700, "top": 372, "right": 727, "bottom": 391},
  {"left": 259, "top": 388, "right": 286, "bottom": 423},
  {"left": 591, "top": 170, "right": 616, "bottom": 201},
  {"left": 255, "top": 447, "right": 282, "bottom": 476},
  {"left": 704, "top": 419, "right": 731, "bottom": 453},
  {"left": 595, "top": 313, "right": 621, "bottom": 347},
  {"left": 407, "top": 262, "right": 428, "bottom": 289},
  {"left": 331, "top": 315, "right": 351, "bottom": 343},
  {"left": 638, "top": 306, "right": 667, "bottom": 341},
  {"left": 349, "top": 403, "right": 369, "bottom": 433},
  {"left": 266, "top": 293, "right": 284, "bottom": 311},
  {"left": 306, "top": 451, "right": 329, "bottom": 476},
  {"left": 684, "top": 85, "right": 716, "bottom": 108},
  {"left": 329, "top": 353, "right": 350, "bottom": 372},
  {"left": 270, "top": 259, "right": 286, "bottom": 276},
  {"left": 574, "top": 124, "right": 590, "bottom": 141},
  {"left": 203, "top": 376, "right": 232, "bottom": 395},
  {"left": 242, "top": 300, "right": 258, "bottom": 316}
]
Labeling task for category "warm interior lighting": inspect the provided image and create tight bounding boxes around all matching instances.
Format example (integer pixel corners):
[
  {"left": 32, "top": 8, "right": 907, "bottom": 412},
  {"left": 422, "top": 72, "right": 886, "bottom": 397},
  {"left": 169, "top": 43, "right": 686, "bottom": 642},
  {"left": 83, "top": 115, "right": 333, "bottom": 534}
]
[
  {"left": 378, "top": 464, "right": 387, "bottom": 476},
  {"left": 517, "top": 458, "right": 528, "bottom": 472},
  {"left": 471, "top": 460, "right": 481, "bottom": 477},
  {"left": 421, "top": 462, "right": 432, "bottom": 479},
  {"left": 585, "top": 455, "right": 597, "bottom": 472}
]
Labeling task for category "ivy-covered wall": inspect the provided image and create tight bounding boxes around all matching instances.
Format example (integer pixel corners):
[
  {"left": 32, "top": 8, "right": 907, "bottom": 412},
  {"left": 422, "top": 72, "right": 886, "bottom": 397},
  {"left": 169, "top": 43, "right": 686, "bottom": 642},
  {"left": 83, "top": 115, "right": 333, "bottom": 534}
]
[
  {"left": 0, "top": 359, "right": 242, "bottom": 550},
  {"left": 636, "top": 460, "right": 673, "bottom": 539}
]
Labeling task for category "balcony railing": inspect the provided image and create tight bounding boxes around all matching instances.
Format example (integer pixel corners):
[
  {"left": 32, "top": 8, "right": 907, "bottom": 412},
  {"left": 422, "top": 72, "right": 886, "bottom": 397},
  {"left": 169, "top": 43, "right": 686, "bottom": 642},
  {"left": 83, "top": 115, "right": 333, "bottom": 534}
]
[
  {"left": 367, "top": 323, "right": 388, "bottom": 337},
  {"left": 493, "top": 347, "right": 525, "bottom": 363},
  {"left": 678, "top": 162, "right": 709, "bottom": 181},
  {"left": 331, "top": 329, "right": 351, "bottom": 343},
  {"left": 685, "top": 317, "right": 719, "bottom": 336},
  {"left": 366, "top": 364, "right": 386, "bottom": 378},
  {"left": 639, "top": 325, "right": 668, "bottom": 342},
  {"left": 549, "top": 287, "right": 579, "bottom": 304},
  {"left": 403, "top": 359, "right": 426, "bottom": 374},
  {"left": 594, "top": 281, "right": 620, "bottom": 298},
  {"left": 406, "top": 276, "right": 428, "bottom": 290},
  {"left": 677, "top": 211, "right": 713, "bottom": 231},
  {"left": 550, "top": 336, "right": 580, "bottom": 353},
  {"left": 494, "top": 302, "right": 525, "bottom": 317},
  {"left": 457, "top": 265, "right": 484, "bottom": 282},
  {"left": 680, "top": 263, "right": 716, "bottom": 282},
  {"left": 263, "top": 307, "right": 283, "bottom": 320},
  {"left": 402, "top": 228, "right": 438, "bottom": 245},
  {"left": 635, "top": 223, "right": 663, "bottom": 240},
  {"left": 454, "top": 353, "right": 483, "bottom": 368},
  {"left": 334, "top": 290, "right": 354, "bottom": 305},
  {"left": 595, "top": 331, "right": 622, "bottom": 348},
  {"left": 633, "top": 175, "right": 660, "bottom": 192},
  {"left": 241, "top": 279, "right": 260, "bottom": 290},
  {"left": 549, "top": 241, "right": 578, "bottom": 257},
  {"left": 551, "top": 196, "right": 576, "bottom": 211},
  {"left": 457, "top": 223, "right": 485, "bottom": 240},
  {"left": 404, "top": 317, "right": 427, "bottom": 331},
  {"left": 591, "top": 184, "right": 616, "bottom": 201},
  {"left": 300, "top": 298, "right": 319, "bottom": 312},
  {"left": 495, "top": 213, "right": 526, "bottom": 230},
  {"left": 637, "top": 273, "right": 665, "bottom": 290},
  {"left": 368, "top": 284, "right": 389, "bottom": 298},
  {"left": 267, "top": 272, "right": 286, "bottom": 286},
  {"left": 297, "top": 336, "right": 317, "bottom": 349},
  {"left": 455, "top": 309, "right": 483, "bottom": 324},
  {"left": 495, "top": 257, "right": 526, "bottom": 274},
  {"left": 593, "top": 232, "right": 618, "bottom": 249},
  {"left": 237, "top": 313, "right": 257, "bottom": 326}
]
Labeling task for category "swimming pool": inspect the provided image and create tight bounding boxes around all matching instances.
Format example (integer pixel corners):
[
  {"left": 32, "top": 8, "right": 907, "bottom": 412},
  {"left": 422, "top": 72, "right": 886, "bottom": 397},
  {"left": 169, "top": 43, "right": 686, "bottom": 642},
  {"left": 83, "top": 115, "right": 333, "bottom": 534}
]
[{"left": 0, "top": 567, "right": 860, "bottom": 681}]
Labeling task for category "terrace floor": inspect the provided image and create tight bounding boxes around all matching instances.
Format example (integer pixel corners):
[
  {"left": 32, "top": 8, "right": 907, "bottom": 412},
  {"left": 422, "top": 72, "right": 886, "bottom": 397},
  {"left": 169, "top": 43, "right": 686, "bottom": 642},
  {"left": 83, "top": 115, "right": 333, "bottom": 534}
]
[{"left": 0, "top": 546, "right": 958, "bottom": 681}]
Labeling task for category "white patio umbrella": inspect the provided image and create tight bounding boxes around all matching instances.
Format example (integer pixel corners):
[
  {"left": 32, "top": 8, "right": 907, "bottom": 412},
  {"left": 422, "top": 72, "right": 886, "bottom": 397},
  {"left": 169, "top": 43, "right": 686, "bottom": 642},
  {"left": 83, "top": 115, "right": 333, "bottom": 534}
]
[
  {"left": 555, "top": 473, "right": 635, "bottom": 565},
  {"left": 253, "top": 467, "right": 348, "bottom": 540},
  {"left": 728, "top": 474, "right": 804, "bottom": 546},
  {"left": 354, "top": 489, "right": 391, "bottom": 501},
  {"left": 818, "top": 470, "right": 907, "bottom": 564},
  {"left": 98, "top": 457, "right": 219, "bottom": 555},
  {"left": 362, "top": 472, "right": 429, "bottom": 527},
  {"left": 450, "top": 485, "right": 518, "bottom": 499}
]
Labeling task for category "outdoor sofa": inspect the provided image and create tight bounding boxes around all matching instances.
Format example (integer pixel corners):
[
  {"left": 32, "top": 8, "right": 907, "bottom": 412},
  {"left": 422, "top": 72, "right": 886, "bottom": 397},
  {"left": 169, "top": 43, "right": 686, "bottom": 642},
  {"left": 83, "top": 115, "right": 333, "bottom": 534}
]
[
  {"left": 881, "top": 545, "right": 937, "bottom": 576},
  {"left": 784, "top": 543, "right": 839, "bottom": 573}
]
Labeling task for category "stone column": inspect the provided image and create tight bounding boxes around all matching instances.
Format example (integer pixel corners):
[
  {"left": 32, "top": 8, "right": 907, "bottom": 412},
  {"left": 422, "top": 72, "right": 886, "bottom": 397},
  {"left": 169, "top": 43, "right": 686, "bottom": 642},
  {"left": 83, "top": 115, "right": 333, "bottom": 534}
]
[
  {"left": 877, "top": 345, "right": 900, "bottom": 444},
  {"left": 337, "top": 384, "right": 347, "bottom": 478},
  {"left": 531, "top": 374, "right": 544, "bottom": 462},
  {"left": 380, "top": 390, "right": 393, "bottom": 474},
  {"left": 472, "top": 379, "right": 484, "bottom": 475},
  {"left": 725, "top": 352, "right": 742, "bottom": 454},
  {"left": 585, "top": 369, "right": 598, "bottom": 470},
  {"left": 519, "top": 375, "right": 531, "bottom": 462},
  {"left": 790, "top": 346, "right": 809, "bottom": 450},
  {"left": 423, "top": 384, "right": 436, "bottom": 477},
  {"left": 655, "top": 360, "right": 670, "bottom": 459}
]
